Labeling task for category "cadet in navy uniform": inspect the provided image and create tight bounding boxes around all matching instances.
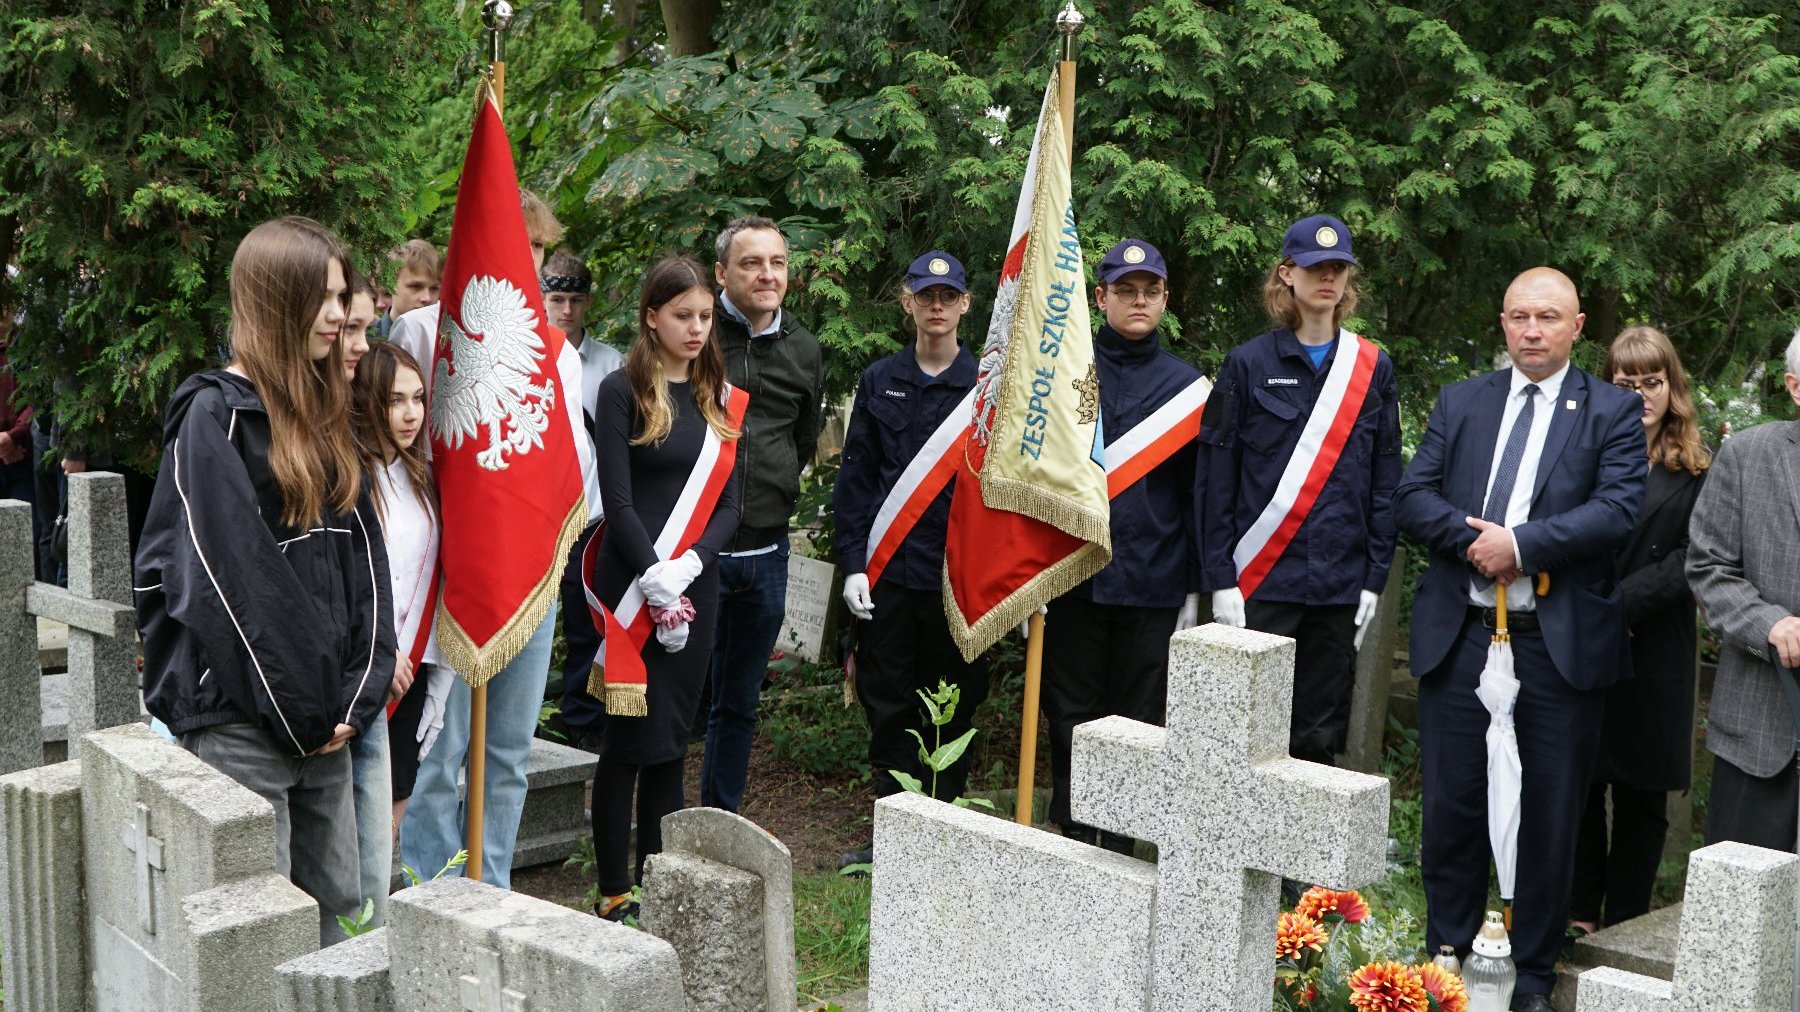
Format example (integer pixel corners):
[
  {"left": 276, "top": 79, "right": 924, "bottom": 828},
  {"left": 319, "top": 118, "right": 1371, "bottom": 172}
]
[
  {"left": 1198, "top": 215, "right": 1400, "bottom": 767},
  {"left": 1042, "top": 240, "right": 1204, "bottom": 853},
  {"left": 833, "top": 251, "right": 988, "bottom": 868}
]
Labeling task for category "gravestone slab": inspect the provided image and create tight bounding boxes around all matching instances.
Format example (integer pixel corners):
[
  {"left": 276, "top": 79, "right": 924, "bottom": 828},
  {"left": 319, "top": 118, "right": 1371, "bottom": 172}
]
[
  {"left": 276, "top": 928, "right": 394, "bottom": 1012},
  {"left": 1341, "top": 546, "right": 1404, "bottom": 773},
  {"left": 643, "top": 852, "right": 763, "bottom": 1011},
  {"left": 778, "top": 551, "right": 834, "bottom": 662},
  {"left": 1069, "top": 624, "right": 1390, "bottom": 1012},
  {"left": 869, "top": 790, "right": 1158, "bottom": 1009},
  {"left": 80, "top": 723, "right": 318, "bottom": 1011},
  {"left": 0, "top": 500, "right": 37, "bottom": 775},
  {"left": 387, "top": 876, "right": 685, "bottom": 1011},
  {"left": 0, "top": 758, "right": 87, "bottom": 1012},
  {"left": 1575, "top": 841, "right": 1798, "bottom": 1010},
  {"left": 1569, "top": 902, "right": 1681, "bottom": 981},
  {"left": 655, "top": 806, "right": 798, "bottom": 1012},
  {"left": 59, "top": 473, "right": 140, "bottom": 756}
]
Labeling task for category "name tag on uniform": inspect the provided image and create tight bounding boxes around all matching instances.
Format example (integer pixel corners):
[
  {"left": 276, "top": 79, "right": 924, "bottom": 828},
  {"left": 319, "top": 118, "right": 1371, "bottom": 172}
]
[
  {"left": 1565, "top": 399, "right": 1577, "bottom": 410},
  {"left": 882, "top": 388, "right": 910, "bottom": 400},
  {"left": 1264, "top": 376, "right": 1302, "bottom": 387}
]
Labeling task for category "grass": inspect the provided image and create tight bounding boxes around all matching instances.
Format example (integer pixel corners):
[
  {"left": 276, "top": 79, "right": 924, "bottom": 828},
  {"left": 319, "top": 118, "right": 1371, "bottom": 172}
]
[{"left": 794, "top": 870, "right": 872, "bottom": 1004}]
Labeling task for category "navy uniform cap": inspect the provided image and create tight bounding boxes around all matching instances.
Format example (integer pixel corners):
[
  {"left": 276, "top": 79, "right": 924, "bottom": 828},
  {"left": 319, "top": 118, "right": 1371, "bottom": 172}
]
[
  {"left": 1099, "top": 240, "right": 1168, "bottom": 284},
  {"left": 1282, "top": 214, "right": 1359, "bottom": 267},
  {"left": 905, "top": 251, "right": 967, "bottom": 293}
]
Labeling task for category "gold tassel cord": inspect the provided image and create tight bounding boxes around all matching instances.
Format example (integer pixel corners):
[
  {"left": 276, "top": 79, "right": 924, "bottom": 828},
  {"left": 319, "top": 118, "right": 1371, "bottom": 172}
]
[{"left": 605, "top": 683, "right": 649, "bottom": 718}]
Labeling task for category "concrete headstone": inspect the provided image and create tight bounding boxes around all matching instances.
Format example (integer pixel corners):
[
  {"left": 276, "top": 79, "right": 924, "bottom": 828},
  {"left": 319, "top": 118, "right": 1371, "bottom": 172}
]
[
  {"left": 1575, "top": 841, "right": 1799, "bottom": 1011},
  {"left": 644, "top": 806, "right": 797, "bottom": 1011},
  {"left": 387, "top": 876, "right": 685, "bottom": 1011},
  {"left": 43, "top": 473, "right": 140, "bottom": 757},
  {"left": 777, "top": 551, "right": 834, "bottom": 662},
  {"left": 1068, "top": 624, "right": 1390, "bottom": 1012},
  {"left": 869, "top": 790, "right": 1159, "bottom": 1008},
  {"left": 0, "top": 499, "right": 37, "bottom": 774},
  {"left": 0, "top": 758, "right": 87, "bottom": 1011},
  {"left": 275, "top": 928, "right": 394, "bottom": 1012}
]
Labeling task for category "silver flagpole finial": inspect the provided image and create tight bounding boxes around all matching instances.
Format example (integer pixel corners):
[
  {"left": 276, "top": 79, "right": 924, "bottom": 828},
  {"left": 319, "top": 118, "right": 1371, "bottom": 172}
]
[
  {"left": 1055, "top": 2, "right": 1084, "bottom": 60},
  {"left": 482, "top": 0, "right": 515, "bottom": 63}
]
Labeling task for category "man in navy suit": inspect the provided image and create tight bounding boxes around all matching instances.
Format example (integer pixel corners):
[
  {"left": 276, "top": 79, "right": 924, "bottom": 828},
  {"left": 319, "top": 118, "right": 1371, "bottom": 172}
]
[{"left": 1395, "top": 268, "right": 1645, "bottom": 1011}]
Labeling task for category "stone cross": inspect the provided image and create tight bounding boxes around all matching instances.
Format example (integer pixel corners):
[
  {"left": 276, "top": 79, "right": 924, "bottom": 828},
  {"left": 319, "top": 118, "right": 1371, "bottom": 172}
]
[
  {"left": 0, "top": 500, "right": 36, "bottom": 775},
  {"left": 1069, "top": 624, "right": 1390, "bottom": 1012},
  {"left": 121, "top": 799, "right": 167, "bottom": 934},
  {"left": 461, "top": 945, "right": 530, "bottom": 1012},
  {"left": 1575, "top": 841, "right": 1798, "bottom": 1010}
]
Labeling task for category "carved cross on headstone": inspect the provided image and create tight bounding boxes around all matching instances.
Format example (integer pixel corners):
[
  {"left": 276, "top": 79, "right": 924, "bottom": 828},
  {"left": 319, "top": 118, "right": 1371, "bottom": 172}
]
[
  {"left": 1069, "top": 625, "right": 1390, "bottom": 1012},
  {"left": 460, "top": 946, "right": 529, "bottom": 1012},
  {"left": 119, "top": 800, "right": 166, "bottom": 935}
]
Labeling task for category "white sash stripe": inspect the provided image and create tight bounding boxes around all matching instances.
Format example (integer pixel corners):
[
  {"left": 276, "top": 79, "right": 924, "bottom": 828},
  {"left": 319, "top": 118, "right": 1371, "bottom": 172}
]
[
  {"left": 867, "top": 387, "right": 977, "bottom": 558},
  {"left": 1233, "top": 330, "right": 1363, "bottom": 576},
  {"left": 1101, "top": 377, "right": 1212, "bottom": 471},
  {"left": 613, "top": 393, "right": 728, "bottom": 629}
]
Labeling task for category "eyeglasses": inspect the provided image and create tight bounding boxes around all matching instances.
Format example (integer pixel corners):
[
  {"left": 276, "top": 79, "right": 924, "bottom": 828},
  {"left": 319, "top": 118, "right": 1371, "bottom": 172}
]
[
  {"left": 1611, "top": 376, "right": 1667, "bottom": 394},
  {"left": 1109, "top": 284, "right": 1165, "bottom": 304},
  {"left": 909, "top": 289, "right": 964, "bottom": 307}
]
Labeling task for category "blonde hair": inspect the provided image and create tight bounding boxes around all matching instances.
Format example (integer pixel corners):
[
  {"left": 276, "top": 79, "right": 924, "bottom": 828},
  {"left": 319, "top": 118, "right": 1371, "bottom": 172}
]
[
  {"left": 1262, "top": 259, "right": 1361, "bottom": 331},
  {"left": 520, "top": 189, "right": 564, "bottom": 247},
  {"left": 1603, "top": 326, "right": 1710, "bottom": 475},
  {"left": 627, "top": 256, "right": 740, "bottom": 446},
  {"left": 387, "top": 238, "right": 441, "bottom": 283},
  {"left": 228, "top": 217, "right": 364, "bottom": 527}
]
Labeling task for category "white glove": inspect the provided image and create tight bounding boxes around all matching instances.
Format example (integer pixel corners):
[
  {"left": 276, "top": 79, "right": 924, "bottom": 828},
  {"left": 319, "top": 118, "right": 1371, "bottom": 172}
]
[
  {"left": 1016, "top": 603, "right": 1049, "bottom": 640},
  {"left": 1353, "top": 589, "right": 1381, "bottom": 650},
  {"left": 1175, "top": 593, "right": 1201, "bottom": 631},
  {"left": 416, "top": 664, "right": 453, "bottom": 760},
  {"left": 656, "top": 621, "right": 690, "bottom": 653},
  {"left": 1211, "top": 588, "right": 1246, "bottom": 628},
  {"left": 842, "top": 573, "right": 874, "bottom": 620},
  {"left": 638, "top": 550, "right": 704, "bottom": 609}
]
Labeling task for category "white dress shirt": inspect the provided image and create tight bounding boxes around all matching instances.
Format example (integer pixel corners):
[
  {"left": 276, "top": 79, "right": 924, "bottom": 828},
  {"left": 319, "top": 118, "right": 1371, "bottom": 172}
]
[
  {"left": 377, "top": 459, "right": 441, "bottom": 665},
  {"left": 1469, "top": 362, "right": 1570, "bottom": 611},
  {"left": 572, "top": 329, "right": 625, "bottom": 425}
]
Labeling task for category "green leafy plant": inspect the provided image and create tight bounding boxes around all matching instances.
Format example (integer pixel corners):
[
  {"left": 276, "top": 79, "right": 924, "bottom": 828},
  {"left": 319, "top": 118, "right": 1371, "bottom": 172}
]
[
  {"left": 891, "top": 680, "right": 995, "bottom": 812},
  {"left": 337, "top": 850, "right": 469, "bottom": 939}
]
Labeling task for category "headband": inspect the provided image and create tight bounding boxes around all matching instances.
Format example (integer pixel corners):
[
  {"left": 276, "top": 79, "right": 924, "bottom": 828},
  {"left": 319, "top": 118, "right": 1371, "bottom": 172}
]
[{"left": 541, "top": 273, "right": 591, "bottom": 294}]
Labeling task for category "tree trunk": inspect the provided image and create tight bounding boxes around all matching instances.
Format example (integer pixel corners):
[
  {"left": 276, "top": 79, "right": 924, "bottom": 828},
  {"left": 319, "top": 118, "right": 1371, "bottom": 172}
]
[
  {"left": 1589, "top": 285, "right": 1620, "bottom": 352},
  {"left": 659, "top": 0, "right": 719, "bottom": 56}
]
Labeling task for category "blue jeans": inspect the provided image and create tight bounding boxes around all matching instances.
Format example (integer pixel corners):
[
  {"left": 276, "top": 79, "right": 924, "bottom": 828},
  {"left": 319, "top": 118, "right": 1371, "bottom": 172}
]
[
  {"left": 699, "top": 543, "right": 790, "bottom": 812},
  {"left": 348, "top": 714, "right": 392, "bottom": 926},
  {"left": 399, "top": 605, "right": 555, "bottom": 890}
]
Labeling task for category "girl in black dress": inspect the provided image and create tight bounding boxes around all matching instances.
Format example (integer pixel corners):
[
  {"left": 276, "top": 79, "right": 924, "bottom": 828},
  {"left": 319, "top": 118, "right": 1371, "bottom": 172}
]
[
  {"left": 591, "top": 255, "right": 742, "bottom": 921},
  {"left": 1569, "top": 326, "right": 1710, "bottom": 931}
]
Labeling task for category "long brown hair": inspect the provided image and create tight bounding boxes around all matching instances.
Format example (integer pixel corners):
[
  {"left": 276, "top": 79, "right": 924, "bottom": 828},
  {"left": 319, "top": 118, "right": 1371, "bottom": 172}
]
[
  {"left": 1603, "top": 326, "right": 1710, "bottom": 475},
  {"left": 228, "top": 216, "right": 362, "bottom": 527},
  {"left": 1262, "top": 259, "right": 1361, "bottom": 331},
  {"left": 349, "top": 342, "right": 437, "bottom": 521},
  {"left": 625, "top": 255, "right": 740, "bottom": 446}
]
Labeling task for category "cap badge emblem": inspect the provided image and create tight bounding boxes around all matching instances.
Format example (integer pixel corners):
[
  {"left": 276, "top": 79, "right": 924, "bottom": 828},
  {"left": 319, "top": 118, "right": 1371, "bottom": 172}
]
[
  {"left": 1315, "top": 225, "right": 1339, "bottom": 248},
  {"left": 1122, "top": 245, "right": 1146, "bottom": 265},
  {"left": 928, "top": 257, "right": 950, "bottom": 276}
]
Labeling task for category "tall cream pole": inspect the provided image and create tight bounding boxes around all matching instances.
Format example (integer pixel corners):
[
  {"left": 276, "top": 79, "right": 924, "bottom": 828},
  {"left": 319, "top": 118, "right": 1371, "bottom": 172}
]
[
  {"left": 1014, "top": 2, "right": 1086, "bottom": 828},
  {"left": 464, "top": 0, "right": 516, "bottom": 883}
]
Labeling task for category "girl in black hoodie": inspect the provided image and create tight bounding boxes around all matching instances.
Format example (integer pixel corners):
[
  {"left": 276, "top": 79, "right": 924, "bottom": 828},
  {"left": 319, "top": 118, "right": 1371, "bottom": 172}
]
[{"left": 135, "top": 216, "right": 396, "bottom": 946}]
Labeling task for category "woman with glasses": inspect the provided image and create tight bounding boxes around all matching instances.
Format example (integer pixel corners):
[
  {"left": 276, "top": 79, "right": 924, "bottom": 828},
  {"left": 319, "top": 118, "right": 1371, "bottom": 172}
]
[
  {"left": 1569, "top": 326, "right": 1710, "bottom": 933},
  {"left": 832, "top": 251, "right": 987, "bottom": 869}
]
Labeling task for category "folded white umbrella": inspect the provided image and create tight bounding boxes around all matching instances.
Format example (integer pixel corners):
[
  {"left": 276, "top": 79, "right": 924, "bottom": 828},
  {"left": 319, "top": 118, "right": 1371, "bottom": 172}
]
[{"left": 1475, "top": 582, "right": 1523, "bottom": 927}]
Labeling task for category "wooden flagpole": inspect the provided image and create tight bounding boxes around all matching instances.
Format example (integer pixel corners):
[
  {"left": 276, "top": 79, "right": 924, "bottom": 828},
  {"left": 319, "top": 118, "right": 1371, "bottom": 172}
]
[
  {"left": 1015, "top": 3, "right": 1086, "bottom": 828},
  {"left": 464, "top": 0, "right": 515, "bottom": 883}
]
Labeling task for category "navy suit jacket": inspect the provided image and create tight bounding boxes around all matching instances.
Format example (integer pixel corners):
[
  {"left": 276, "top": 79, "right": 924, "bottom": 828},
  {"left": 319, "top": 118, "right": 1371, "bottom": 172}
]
[{"left": 1394, "top": 366, "right": 1645, "bottom": 690}]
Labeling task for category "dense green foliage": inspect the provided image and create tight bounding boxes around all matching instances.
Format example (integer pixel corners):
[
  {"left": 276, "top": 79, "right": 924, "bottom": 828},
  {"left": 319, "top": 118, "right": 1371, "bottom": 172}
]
[
  {"left": 0, "top": 1, "right": 458, "bottom": 464},
  {"left": 4, "top": 1, "right": 1798, "bottom": 454}
]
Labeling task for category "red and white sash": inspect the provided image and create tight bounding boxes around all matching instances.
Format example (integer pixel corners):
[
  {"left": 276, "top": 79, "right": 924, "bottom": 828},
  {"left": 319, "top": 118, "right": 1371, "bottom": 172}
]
[
  {"left": 582, "top": 385, "right": 750, "bottom": 715},
  {"left": 863, "top": 387, "right": 977, "bottom": 588},
  {"left": 1233, "top": 331, "right": 1379, "bottom": 598},
  {"left": 1102, "top": 376, "right": 1211, "bottom": 497}
]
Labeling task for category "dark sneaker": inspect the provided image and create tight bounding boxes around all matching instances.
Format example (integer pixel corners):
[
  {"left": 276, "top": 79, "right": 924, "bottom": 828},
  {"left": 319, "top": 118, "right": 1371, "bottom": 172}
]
[{"left": 837, "top": 845, "right": 874, "bottom": 873}]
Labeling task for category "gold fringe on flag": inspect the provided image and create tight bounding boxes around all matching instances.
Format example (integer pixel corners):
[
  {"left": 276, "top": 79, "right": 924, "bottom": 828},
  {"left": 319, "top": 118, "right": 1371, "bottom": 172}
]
[
  {"left": 435, "top": 496, "right": 588, "bottom": 689},
  {"left": 603, "top": 682, "right": 649, "bottom": 718}
]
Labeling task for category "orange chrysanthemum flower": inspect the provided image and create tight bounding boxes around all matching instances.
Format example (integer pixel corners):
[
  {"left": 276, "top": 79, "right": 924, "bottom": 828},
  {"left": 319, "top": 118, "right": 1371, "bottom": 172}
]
[
  {"left": 1296, "top": 886, "right": 1372, "bottom": 924},
  {"left": 1416, "top": 962, "right": 1469, "bottom": 1012},
  {"left": 1347, "top": 961, "right": 1430, "bottom": 1012},
  {"left": 1275, "top": 912, "right": 1330, "bottom": 959}
]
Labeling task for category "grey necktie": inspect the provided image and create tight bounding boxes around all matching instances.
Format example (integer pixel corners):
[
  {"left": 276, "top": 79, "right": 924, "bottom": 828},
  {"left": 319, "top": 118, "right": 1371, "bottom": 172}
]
[{"left": 1476, "top": 384, "right": 1538, "bottom": 590}]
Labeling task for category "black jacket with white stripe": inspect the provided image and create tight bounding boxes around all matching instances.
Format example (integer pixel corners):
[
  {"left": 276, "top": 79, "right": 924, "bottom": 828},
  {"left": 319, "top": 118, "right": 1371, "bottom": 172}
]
[{"left": 135, "top": 370, "right": 395, "bottom": 756}]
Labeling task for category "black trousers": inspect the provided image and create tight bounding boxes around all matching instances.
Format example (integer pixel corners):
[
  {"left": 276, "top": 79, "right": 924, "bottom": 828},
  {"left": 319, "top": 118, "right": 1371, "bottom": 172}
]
[
  {"left": 557, "top": 526, "right": 605, "bottom": 732},
  {"left": 1041, "top": 596, "right": 1177, "bottom": 830},
  {"left": 591, "top": 756, "right": 684, "bottom": 896},
  {"left": 1570, "top": 781, "right": 1668, "bottom": 925},
  {"left": 1245, "top": 599, "right": 1359, "bottom": 765},
  {"left": 1704, "top": 753, "right": 1797, "bottom": 853},
  {"left": 854, "top": 582, "right": 989, "bottom": 801},
  {"left": 1418, "top": 614, "right": 1605, "bottom": 997}
]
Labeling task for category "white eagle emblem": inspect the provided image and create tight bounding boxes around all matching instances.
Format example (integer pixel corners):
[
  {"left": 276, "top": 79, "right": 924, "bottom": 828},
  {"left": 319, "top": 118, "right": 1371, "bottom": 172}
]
[{"left": 429, "top": 275, "right": 556, "bottom": 471}]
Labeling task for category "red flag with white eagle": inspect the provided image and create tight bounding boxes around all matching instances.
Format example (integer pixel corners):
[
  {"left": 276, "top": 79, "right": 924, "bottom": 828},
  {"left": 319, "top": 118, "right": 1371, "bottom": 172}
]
[{"left": 427, "top": 92, "right": 588, "bottom": 687}]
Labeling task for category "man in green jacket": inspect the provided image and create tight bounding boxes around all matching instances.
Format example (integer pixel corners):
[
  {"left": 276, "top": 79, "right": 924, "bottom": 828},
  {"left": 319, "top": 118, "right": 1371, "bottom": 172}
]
[{"left": 699, "top": 215, "right": 824, "bottom": 812}]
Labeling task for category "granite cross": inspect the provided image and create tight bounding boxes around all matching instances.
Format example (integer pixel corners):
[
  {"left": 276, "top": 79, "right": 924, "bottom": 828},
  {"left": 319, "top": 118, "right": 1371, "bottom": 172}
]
[
  {"left": 1069, "top": 624, "right": 1391, "bottom": 1012},
  {"left": 460, "top": 946, "right": 529, "bottom": 1012},
  {"left": 120, "top": 799, "right": 166, "bottom": 935}
]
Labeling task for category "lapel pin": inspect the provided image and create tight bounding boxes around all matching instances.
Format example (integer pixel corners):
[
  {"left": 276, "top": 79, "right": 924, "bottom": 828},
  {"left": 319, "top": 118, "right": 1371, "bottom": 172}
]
[{"left": 1565, "top": 399, "right": 1577, "bottom": 410}]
